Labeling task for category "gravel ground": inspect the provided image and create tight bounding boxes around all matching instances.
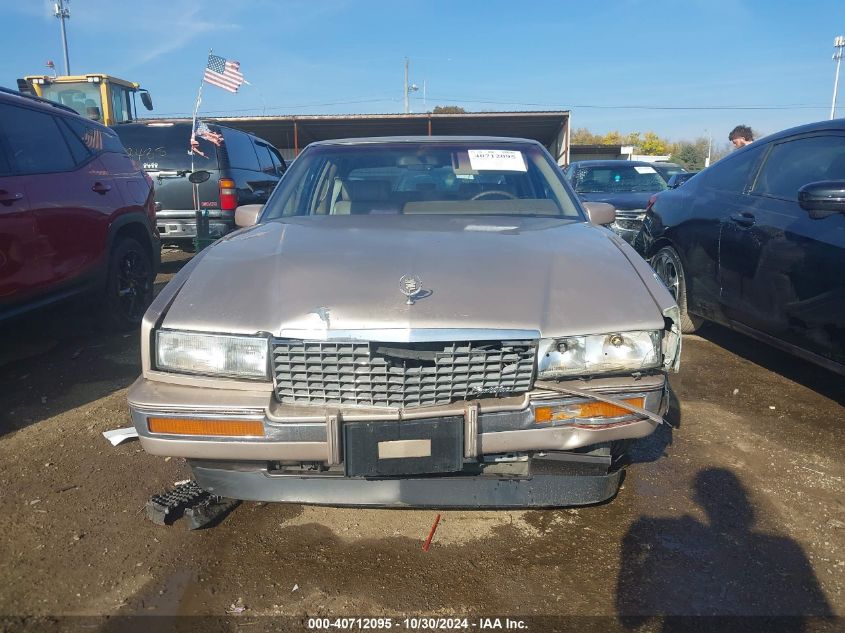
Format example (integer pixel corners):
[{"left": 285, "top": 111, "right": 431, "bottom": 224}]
[{"left": 0, "top": 249, "right": 842, "bottom": 631}]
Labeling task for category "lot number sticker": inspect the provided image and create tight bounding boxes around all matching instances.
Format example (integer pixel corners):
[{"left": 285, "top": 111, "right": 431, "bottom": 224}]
[
  {"left": 468, "top": 149, "right": 527, "bottom": 172},
  {"left": 634, "top": 165, "right": 657, "bottom": 174}
]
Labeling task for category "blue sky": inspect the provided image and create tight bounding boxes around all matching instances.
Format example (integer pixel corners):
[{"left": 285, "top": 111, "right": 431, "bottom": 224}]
[{"left": 2, "top": 0, "right": 843, "bottom": 143}]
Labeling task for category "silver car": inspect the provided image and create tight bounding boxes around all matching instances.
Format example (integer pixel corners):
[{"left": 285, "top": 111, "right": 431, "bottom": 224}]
[{"left": 128, "top": 137, "right": 680, "bottom": 508}]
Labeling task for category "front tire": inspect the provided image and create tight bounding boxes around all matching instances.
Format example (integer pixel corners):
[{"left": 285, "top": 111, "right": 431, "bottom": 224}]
[
  {"left": 104, "top": 237, "right": 154, "bottom": 330},
  {"left": 651, "top": 246, "right": 702, "bottom": 333}
]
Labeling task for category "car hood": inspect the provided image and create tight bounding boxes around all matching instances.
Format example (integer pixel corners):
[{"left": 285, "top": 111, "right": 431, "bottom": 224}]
[
  {"left": 161, "top": 215, "right": 665, "bottom": 339},
  {"left": 577, "top": 191, "right": 656, "bottom": 210}
]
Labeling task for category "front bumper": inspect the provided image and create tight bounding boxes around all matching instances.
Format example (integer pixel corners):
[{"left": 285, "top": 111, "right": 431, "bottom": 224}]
[
  {"left": 129, "top": 373, "right": 667, "bottom": 462},
  {"left": 189, "top": 458, "right": 623, "bottom": 508}
]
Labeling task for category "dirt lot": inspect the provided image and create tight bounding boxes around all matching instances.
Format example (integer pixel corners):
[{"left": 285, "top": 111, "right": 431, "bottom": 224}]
[{"left": 0, "top": 250, "right": 842, "bottom": 631}]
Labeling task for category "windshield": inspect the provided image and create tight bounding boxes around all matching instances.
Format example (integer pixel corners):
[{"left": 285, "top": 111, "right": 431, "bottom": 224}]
[
  {"left": 41, "top": 81, "right": 104, "bottom": 122},
  {"left": 113, "top": 124, "right": 217, "bottom": 171},
  {"left": 262, "top": 142, "right": 581, "bottom": 219},
  {"left": 569, "top": 164, "right": 668, "bottom": 194}
]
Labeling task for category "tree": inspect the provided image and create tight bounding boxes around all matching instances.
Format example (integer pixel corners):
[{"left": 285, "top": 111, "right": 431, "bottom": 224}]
[
  {"left": 432, "top": 105, "right": 466, "bottom": 114},
  {"left": 571, "top": 127, "right": 602, "bottom": 144},
  {"left": 640, "top": 131, "right": 669, "bottom": 155},
  {"left": 602, "top": 131, "right": 623, "bottom": 145},
  {"left": 670, "top": 142, "right": 706, "bottom": 171}
]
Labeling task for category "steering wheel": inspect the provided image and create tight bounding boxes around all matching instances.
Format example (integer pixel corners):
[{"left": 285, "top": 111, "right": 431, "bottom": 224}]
[{"left": 471, "top": 190, "right": 518, "bottom": 200}]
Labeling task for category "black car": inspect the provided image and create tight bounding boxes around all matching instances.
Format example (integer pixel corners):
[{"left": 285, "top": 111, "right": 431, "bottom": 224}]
[
  {"left": 564, "top": 159, "right": 668, "bottom": 243},
  {"left": 114, "top": 121, "right": 286, "bottom": 249},
  {"left": 635, "top": 119, "right": 845, "bottom": 374},
  {"left": 652, "top": 162, "right": 688, "bottom": 183}
]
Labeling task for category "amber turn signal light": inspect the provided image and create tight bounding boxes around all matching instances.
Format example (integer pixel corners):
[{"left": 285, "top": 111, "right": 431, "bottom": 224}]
[
  {"left": 535, "top": 397, "right": 645, "bottom": 424},
  {"left": 147, "top": 417, "right": 264, "bottom": 437}
]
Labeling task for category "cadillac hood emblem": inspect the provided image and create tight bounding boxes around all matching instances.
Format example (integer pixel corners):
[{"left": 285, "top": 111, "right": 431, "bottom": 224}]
[{"left": 399, "top": 274, "right": 424, "bottom": 305}]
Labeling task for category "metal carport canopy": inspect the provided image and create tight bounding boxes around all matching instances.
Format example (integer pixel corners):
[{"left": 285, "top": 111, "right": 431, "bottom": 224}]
[{"left": 203, "top": 111, "right": 570, "bottom": 163}]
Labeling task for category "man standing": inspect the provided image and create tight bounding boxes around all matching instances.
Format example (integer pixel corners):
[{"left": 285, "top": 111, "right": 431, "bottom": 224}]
[{"left": 729, "top": 125, "right": 754, "bottom": 148}]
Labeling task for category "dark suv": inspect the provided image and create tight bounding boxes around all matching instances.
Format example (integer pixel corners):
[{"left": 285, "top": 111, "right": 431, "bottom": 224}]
[
  {"left": 114, "top": 121, "right": 286, "bottom": 249},
  {"left": 0, "top": 88, "right": 160, "bottom": 328}
]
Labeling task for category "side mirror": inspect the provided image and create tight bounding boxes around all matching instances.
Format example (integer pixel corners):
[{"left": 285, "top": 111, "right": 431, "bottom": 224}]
[
  {"left": 798, "top": 180, "right": 845, "bottom": 219},
  {"left": 667, "top": 175, "right": 681, "bottom": 189},
  {"left": 235, "top": 204, "right": 263, "bottom": 228},
  {"left": 188, "top": 170, "right": 211, "bottom": 184},
  {"left": 139, "top": 90, "right": 153, "bottom": 111},
  {"left": 582, "top": 201, "right": 616, "bottom": 226}
]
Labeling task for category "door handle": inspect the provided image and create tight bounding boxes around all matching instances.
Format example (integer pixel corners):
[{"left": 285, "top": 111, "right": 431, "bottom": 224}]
[
  {"left": 0, "top": 190, "right": 23, "bottom": 204},
  {"left": 729, "top": 212, "right": 755, "bottom": 227},
  {"left": 92, "top": 182, "right": 112, "bottom": 194}
]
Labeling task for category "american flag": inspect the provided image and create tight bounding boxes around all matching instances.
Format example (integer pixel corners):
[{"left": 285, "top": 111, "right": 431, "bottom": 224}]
[
  {"left": 195, "top": 120, "right": 224, "bottom": 146},
  {"left": 203, "top": 53, "right": 244, "bottom": 93}
]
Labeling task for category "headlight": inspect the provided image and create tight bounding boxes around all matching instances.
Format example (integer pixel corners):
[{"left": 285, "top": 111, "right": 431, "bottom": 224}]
[
  {"left": 537, "top": 331, "right": 662, "bottom": 378},
  {"left": 155, "top": 330, "right": 269, "bottom": 379}
]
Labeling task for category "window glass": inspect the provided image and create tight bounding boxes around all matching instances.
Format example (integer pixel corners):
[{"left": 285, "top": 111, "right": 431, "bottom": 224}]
[
  {"left": 222, "top": 129, "right": 260, "bottom": 170},
  {"left": 703, "top": 143, "right": 764, "bottom": 193},
  {"left": 262, "top": 143, "right": 581, "bottom": 219},
  {"left": 752, "top": 135, "right": 845, "bottom": 200},
  {"left": 269, "top": 147, "right": 286, "bottom": 174},
  {"left": 0, "top": 143, "right": 10, "bottom": 175},
  {"left": 113, "top": 123, "right": 216, "bottom": 170},
  {"left": 110, "top": 85, "right": 132, "bottom": 123},
  {"left": 63, "top": 117, "right": 125, "bottom": 154},
  {"left": 568, "top": 164, "right": 667, "bottom": 193},
  {"left": 0, "top": 104, "right": 75, "bottom": 174},
  {"left": 254, "top": 142, "right": 275, "bottom": 174},
  {"left": 57, "top": 118, "right": 92, "bottom": 165},
  {"left": 41, "top": 81, "right": 103, "bottom": 121}
]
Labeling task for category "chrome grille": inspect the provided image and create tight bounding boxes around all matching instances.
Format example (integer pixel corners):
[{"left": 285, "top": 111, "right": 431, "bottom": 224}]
[{"left": 272, "top": 339, "right": 537, "bottom": 408}]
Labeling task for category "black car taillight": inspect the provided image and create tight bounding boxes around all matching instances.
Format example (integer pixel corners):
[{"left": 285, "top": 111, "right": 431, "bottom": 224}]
[{"left": 219, "top": 178, "right": 237, "bottom": 211}]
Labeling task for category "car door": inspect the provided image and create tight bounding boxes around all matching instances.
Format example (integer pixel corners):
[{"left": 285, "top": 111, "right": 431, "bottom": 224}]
[
  {"left": 718, "top": 132, "right": 845, "bottom": 366},
  {"left": 0, "top": 102, "right": 109, "bottom": 298},
  {"left": 662, "top": 143, "right": 766, "bottom": 321},
  {"left": 0, "top": 127, "right": 37, "bottom": 305}
]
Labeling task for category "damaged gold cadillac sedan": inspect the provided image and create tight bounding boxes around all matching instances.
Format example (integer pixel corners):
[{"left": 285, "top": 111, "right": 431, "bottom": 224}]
[{"left": 128, "top": 137, "right": 680, "bottom": 507}]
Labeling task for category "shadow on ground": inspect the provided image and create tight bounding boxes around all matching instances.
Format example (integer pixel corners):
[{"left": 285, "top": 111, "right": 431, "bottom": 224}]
[{"left": 616, "top": 467, "right": 833, "bottom": 631}]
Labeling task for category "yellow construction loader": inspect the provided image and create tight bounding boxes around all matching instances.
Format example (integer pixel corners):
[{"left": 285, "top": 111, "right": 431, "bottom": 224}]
[{"left": 18, "top": 73, "right": 153, "bottom": 126}]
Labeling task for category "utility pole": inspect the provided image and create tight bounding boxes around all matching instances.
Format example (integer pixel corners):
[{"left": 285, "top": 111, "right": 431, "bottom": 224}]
[
  {"left": 705, "top": 129, "right": 712, "bottom": 168},
  {"left": 832, "top": 35, "right": 845, "bottom": 120},
  {"left": 54, "top": 0, "right": 71, "bottom": 75},
  {"left": 403, "top": 57, "right": 419, "bottom": 114},
  {"left": 404, "top": 57, "right": 409, "bottom": 114}
]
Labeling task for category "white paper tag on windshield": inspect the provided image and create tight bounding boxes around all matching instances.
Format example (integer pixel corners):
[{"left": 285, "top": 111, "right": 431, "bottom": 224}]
[
  {"left": 634, "top": 166, "right": 657, "bottom": 174},
  {"left": 468, "top": 149, "right": 527, "bottom": 172}
]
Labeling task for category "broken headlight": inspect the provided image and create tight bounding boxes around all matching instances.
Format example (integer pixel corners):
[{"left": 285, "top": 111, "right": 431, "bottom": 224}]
[{"left": 537, "top": 331, "right": 662, "bottom": 378}]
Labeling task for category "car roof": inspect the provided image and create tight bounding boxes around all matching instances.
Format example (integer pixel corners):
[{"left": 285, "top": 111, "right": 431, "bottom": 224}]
[
  {"left": 0, "top": 86, "right": 111, "bottom": 133},
  {"left": 758, "top": 117, "right": 845, "bottom": 143},
  {"left": 116, "top": 120, "right": 231, "bottom": 131},
  {"left": 309, "top": 135, "right": 544, "bottom": 147},
  {"left": 568, "top": 159, "right": 661, "bottom": 167}
]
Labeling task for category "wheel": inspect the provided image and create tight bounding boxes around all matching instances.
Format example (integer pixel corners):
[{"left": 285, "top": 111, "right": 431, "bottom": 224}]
[
  {"left": 104, "top": 237, "right": 154, "bottom": 330},
  {"left": 650, "top": 246, "right": 702, "bottom": 333}
]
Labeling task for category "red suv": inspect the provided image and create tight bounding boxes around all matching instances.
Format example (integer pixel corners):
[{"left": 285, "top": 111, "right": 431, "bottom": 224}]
[{"left": 0, "top": 88, "right": 160, "bottom": 328}]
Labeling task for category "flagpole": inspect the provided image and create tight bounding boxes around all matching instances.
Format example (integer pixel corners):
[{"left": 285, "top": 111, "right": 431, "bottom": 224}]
[{"left": 190, "top": 49, "right": 211, "bottom": 250}]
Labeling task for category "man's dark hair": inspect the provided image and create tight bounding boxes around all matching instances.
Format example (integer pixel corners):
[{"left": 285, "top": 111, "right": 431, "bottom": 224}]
[{"left": 729, "top": 125, "right": 754, "bottom": 142}]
